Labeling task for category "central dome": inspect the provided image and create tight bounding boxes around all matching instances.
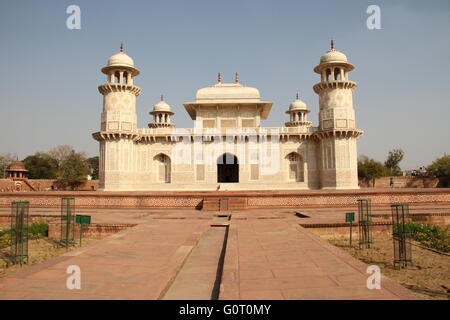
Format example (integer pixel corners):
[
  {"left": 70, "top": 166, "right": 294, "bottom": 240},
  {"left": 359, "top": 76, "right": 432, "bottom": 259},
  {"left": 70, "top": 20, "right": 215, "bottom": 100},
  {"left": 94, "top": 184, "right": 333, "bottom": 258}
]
[{"left": 196, "top": 82, "right": 261, "bottom": 103}]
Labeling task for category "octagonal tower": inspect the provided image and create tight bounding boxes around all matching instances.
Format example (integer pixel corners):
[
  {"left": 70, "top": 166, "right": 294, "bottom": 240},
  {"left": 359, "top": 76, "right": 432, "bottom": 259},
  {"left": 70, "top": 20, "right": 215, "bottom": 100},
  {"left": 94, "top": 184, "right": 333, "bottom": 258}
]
[
  {"left": 94, "top": 44, "right": 142, "bottom": 190},
  {"left": 313, "top": 41, "right": 363, "bottom": 189}
]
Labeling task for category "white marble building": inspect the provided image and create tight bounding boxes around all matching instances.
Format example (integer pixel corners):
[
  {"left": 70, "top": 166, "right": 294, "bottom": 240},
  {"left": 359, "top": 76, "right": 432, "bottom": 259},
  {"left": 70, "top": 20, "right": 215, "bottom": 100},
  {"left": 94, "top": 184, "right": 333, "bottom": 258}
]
[{"left": 93, "top": 42, "right": 363, "bottom": 191}]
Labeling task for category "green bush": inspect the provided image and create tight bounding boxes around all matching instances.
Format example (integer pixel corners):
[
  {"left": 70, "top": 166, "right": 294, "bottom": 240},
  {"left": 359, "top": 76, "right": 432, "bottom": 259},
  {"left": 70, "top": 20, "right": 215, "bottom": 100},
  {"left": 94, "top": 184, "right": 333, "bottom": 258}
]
[
  {"left": 0, "top": 228, "right": 11, "bottom": 248},
  {"left": 0, "top": 222, "right": 49, "bottom": 247},
  {"left": 398, "top": 222, "right": 450, "bottom": 253},
  {"left": 28, "top": 221, "right": 49, "bottom": 239}
]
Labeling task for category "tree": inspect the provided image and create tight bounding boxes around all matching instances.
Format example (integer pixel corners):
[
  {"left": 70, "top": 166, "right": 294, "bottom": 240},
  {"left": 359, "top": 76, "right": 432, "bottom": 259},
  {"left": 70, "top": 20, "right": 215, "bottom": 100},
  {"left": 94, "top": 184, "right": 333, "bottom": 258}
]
[
  {"left": 385, "top": 148, "right": 405, "bottom": 176},
  {"left": 0, "top": 153, "right": 16, "bottom": 178},
  {"left": 48, "top": 145, "right": 76, "bottom": 168},
  {"left": 57, "top": 152, "right": 91, "bottom": 190},
  {"left": 87, "top": 156, "right": 99, "bottom": 180},
  {"left": 427, "top": 155, "right": 450, "bottom": 187},
  {"left": 358, "top": 155, "right": 388, "bottom": 187},
  {"left": 23, "top": 153, "right": 59, "bottom": 179}
]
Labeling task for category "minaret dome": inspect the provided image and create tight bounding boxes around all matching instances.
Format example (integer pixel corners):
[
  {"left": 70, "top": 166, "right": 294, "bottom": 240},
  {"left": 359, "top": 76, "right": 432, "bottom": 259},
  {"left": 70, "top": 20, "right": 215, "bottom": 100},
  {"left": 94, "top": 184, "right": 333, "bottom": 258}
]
[
  {"left": 285, "top": 94, "right": 311, "bottom": 127},
  {"left": 149, "top": 95, "right": 175, "bottom": 128}
]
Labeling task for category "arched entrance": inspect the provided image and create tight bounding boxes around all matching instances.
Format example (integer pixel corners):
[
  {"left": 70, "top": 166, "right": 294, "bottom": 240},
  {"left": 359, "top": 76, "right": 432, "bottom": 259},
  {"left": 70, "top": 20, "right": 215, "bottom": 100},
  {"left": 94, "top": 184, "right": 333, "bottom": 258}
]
[
  {"left": 217, "top": 153, "right": 239, "bottom": 183},
  {"left": 154, "top": 153, "right": 171, "bottom": 183},
  {"left": 286, "top": 152, "right": 304, "bottom": 182}
]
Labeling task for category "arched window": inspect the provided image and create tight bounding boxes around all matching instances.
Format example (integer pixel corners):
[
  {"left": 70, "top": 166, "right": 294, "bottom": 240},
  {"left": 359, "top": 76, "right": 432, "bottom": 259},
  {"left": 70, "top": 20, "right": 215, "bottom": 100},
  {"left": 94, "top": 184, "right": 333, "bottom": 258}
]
[
  {"left": 334, "top": 68, "right": 341, "bottom": 80},
  {"left": 114, "top": 71, "right": 120, "bottom": 83},
  {"left": 154, "top": 154, "right": 171, "bottom": 183},
  {"left": 326, "top": 69, "right": 331, "bottom": 81},
  {"left": 286, "top": 152, "right": 304, "bottom": 182},
  {"left": 122, "top": 72, "right": 128, "bottom": 84}
]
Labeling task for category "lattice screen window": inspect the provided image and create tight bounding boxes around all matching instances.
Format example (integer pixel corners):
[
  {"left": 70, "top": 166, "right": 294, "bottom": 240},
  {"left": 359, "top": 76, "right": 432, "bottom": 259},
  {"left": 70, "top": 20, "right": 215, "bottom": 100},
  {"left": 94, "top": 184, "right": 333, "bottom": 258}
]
[
  {"left": 241, "top": 119, "right": 255, "bottom": 127},
  {"left": 326, "top": 145, "right": 334, "bottom": 169},
  {"left": 203, "top": 120, "right": 215, "bottom": 128},
  {"left": 158, "top": 163, "right": 165, "bottom": 182},
  {"left": 196, "top": 164, "right": 205, "bottom": 181},
  {"left": 287, "top": 153, "right": 304, "bottom": 182},
  {"left": 156, "top": 154, "right": 171, "bottom": 183},
  {"left": 221, "top": 119, "right": 237, "bottom": 128},
  {"left": 289, "top": 163, "right": 297, "bottom": 180},
  {"left": 251, "top": 164, "right": 259, "bottom": 180}
]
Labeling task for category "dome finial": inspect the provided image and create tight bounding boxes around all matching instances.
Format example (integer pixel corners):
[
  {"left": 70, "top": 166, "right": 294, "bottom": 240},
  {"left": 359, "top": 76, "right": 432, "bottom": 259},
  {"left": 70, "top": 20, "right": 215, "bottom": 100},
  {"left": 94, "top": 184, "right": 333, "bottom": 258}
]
[
  {"left": 296, "top": 93, "right": 299, "bottom": 100},
  {"left": 235, "top": 72, "right": 239, "bottom": 83},
  {"left": 160, "top": 94, "right": 164, "bottom": 101},
  {"left": 120, "top": 42, "right": 124, "bottom": 52},
  {"left": 218, "top": 72, "right": 222, "bottom": 83},
  {"left": 330, "top": 39, "right": 334, "bottom": 50}
]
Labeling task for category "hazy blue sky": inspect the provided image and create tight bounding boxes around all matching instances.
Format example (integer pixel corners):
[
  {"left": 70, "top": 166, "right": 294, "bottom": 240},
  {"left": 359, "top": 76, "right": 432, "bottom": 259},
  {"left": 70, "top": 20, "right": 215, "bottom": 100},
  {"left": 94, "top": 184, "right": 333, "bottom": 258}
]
[{"left": 0, "top": 0, "right": 449, "bottom": 169}]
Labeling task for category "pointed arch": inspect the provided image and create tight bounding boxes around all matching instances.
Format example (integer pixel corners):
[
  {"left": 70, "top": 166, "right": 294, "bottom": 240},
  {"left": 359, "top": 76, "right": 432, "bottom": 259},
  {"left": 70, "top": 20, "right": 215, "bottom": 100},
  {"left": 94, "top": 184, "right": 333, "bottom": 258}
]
[
  {"left": 334, "top": 67, "right": 341, "bottom": 80},
  {"left": 286, "top": 152, "right": 304, "bottom": 182},
  {"left": 154, "top": 153, "right": 171, "bottom": 183},
  {"left": 114, "top": 71, "right": 120, "bottom": 83},
  {"left": 326, "top": 68, "right": 332, "bottom": 82}
]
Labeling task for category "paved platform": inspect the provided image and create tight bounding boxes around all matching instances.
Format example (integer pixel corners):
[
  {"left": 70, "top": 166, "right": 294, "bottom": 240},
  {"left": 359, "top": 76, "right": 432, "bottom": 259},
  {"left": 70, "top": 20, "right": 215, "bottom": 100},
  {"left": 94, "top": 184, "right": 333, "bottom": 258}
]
[
  {"left": 0, "top": 210, "right": 419, "bottom": 300},
  {"left": 1, "top": 188, "right": 449, "bottom": 211},
  {"left": 2, "top": 202, "right": 449, "bottom": 226}
]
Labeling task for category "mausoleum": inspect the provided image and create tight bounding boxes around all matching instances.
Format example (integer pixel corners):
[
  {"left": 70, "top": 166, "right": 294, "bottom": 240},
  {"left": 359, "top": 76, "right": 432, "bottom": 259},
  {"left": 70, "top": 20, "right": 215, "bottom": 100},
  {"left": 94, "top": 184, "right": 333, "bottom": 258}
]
[{"left": 93, "top": 41, "right": 363, "bottom": 191}]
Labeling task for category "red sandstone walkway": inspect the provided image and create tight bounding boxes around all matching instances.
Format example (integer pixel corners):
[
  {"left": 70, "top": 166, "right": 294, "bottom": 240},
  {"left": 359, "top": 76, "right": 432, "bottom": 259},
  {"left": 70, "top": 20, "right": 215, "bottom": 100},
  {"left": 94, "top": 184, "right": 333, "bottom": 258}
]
[
  {"left": 0, "top": 219, "right": 209, "bottom": 299},
  {"left": 0, "top": 212, "right": 418, "bottom": 300},
  {"left": 220, "top": 218, "right": 417, "bottom": 299}
]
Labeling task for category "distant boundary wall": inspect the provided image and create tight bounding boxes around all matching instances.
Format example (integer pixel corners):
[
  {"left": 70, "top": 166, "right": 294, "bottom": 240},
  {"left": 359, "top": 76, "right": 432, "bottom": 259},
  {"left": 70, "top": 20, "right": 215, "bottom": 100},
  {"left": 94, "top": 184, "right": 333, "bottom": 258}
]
[
  {"left": 359, "top": 176, "right": 439, "bottom": 188},
  {"left": 0, "top": 179, "right": 98, "bottom": 192}
]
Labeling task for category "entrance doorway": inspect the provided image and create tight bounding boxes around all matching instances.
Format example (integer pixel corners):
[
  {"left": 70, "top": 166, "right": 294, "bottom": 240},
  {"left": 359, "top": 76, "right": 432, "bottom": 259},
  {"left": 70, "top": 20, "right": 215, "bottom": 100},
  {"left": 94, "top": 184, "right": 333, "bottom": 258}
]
[{"left": 217, "top": 153, "right": 239, "bottom": 183}]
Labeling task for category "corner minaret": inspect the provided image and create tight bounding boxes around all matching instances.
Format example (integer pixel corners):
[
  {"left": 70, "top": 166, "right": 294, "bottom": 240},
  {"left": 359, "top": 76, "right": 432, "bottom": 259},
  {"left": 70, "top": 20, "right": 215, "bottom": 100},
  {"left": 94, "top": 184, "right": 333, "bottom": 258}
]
[
  {"left": 98, "top": 43, "right": 141, "bottom": 132},
  {"left": 93, "top": 44, "right": 142, "bottom": 191},
  {"left": 285, "top": 93, "right": 311, "bottom": 128},
  {"left": 149, "top": 95, "right": 175, "bottom": 128},
  {"left": 313, "top": 41, "right": 363, "bottom": 189}
]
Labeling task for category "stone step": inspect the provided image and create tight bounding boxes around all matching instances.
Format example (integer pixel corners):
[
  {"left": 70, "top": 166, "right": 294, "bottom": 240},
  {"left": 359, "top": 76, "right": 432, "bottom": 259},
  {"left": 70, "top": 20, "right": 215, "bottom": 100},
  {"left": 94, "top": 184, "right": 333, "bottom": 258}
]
[{"left": 202, "top": 197, "right": 247, "bottom": 211}]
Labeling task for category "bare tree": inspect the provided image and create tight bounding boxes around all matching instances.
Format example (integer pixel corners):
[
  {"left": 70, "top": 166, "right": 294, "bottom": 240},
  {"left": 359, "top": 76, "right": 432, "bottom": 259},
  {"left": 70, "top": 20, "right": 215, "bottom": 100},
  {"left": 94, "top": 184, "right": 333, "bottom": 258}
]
[
  {"left": 48, "top": 145, "right": 75, "bottom": 167},
  {"left": 0, "top": 153, "right": 18, "bottom": 178}
]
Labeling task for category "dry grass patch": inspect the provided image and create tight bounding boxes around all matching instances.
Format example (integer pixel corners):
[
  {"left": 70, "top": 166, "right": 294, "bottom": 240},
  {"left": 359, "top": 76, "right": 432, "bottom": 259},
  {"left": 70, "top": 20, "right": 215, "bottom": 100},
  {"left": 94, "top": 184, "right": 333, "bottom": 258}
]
[{"left": 327, "top": 233, "right": 450, "bottom": 300}]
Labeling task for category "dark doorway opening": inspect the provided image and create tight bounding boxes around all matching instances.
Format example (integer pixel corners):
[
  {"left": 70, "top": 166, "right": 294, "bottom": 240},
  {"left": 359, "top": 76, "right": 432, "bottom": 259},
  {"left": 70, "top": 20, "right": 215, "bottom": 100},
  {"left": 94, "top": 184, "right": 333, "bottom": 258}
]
[{"left": 217, "top": 153, "right": 239, "bottom": 183}]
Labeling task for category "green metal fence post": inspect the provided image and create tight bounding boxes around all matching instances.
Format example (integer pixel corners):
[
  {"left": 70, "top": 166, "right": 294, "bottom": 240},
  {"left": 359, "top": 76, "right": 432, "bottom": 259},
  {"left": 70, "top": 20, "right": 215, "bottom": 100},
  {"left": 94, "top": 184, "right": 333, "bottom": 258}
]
[
  {"left": 357, "top": 199, "right": 373, "bottom": 249},
  {"left": 75, "top": 215, "right": 91, "bottom": 246},
  {"left": 10, "top": 201, "right": 29, "bottom": 266},
  {"left": 61, "top": 198, "right": 75, "bottom": 248},
  {"left": 345, "top": 212, "right": 355, "bottom": 248}
]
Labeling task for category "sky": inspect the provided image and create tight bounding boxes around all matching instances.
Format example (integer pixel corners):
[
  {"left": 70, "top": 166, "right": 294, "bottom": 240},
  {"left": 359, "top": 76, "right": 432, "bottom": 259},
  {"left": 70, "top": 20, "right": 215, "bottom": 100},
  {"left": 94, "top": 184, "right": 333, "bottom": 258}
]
[{"left": 0, "top": 0, "right": 449, "bottom": 169}]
